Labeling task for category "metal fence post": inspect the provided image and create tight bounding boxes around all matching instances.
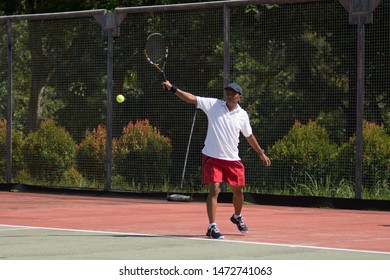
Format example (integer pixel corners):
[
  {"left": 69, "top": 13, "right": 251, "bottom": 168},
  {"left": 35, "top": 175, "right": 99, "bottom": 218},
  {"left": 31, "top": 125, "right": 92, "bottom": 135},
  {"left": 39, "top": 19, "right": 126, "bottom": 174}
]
[
  {"left": 220, "top": 4, "right": 231, "bottom": 193},
  {"left": 98, "top": 11, "right": 122, "bottom": 191},
  {"left": 223, "top": 4, "right": 230, "bottom": 88},
  {"left": 338, "top": 0, "right": 382, "bottom": 199},
  {"left": 6, "top": 19, "right": 13, "bottom": 184}
]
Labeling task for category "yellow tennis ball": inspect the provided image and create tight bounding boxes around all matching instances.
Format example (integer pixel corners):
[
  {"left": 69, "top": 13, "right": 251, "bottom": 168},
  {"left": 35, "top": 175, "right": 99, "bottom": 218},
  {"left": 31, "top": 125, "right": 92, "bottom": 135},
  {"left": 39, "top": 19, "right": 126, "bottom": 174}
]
[{"left": 116, "top": 94, "right": 125, "bottom": 103}]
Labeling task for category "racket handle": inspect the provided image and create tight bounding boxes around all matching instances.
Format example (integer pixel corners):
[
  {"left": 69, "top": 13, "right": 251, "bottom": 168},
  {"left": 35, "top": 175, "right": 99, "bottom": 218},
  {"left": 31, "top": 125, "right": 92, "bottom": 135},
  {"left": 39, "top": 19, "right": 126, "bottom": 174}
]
[
  {"left": 161, "top": 71, "right": 168, "bottom": 90},
  {"left": 161, "top": 71, "right": 167, "bottom": 82}
]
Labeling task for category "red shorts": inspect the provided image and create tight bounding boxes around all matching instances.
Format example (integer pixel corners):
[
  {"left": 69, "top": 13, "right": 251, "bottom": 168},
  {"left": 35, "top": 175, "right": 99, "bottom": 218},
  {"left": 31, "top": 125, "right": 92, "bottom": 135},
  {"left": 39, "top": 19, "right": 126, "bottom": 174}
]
[{"left": 202, "top": 154, "right": 245, "bottom": 186}]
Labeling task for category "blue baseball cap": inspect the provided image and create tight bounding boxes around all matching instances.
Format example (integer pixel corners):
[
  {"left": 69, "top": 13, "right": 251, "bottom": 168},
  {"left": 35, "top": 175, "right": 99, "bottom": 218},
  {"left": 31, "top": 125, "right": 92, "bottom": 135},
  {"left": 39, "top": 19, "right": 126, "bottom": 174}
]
[{"left": 225, "top": 82, "right": 243, "bottom": 95}]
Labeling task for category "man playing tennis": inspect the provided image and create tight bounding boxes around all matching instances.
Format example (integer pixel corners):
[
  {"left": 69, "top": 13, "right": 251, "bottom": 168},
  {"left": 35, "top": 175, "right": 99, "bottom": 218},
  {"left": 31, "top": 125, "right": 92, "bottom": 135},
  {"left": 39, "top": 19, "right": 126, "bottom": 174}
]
[{"left": 162, "top": 80, "right": 271, "bottom": 239}]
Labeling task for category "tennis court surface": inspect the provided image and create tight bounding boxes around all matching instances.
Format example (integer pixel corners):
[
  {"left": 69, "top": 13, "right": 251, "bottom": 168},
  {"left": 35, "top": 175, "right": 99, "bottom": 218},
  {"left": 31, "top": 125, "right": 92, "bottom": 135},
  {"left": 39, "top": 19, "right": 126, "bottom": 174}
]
[{"left": 0, "top": 191, "right": 389, "bottom": 260}]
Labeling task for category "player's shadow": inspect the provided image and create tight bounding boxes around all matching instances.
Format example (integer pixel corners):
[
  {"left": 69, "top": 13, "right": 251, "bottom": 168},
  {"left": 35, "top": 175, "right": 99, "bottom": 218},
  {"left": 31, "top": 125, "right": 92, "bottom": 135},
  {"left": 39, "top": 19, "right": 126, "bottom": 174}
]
[{"left": 112, "top": 233, "right": 243, "bottom": 239}]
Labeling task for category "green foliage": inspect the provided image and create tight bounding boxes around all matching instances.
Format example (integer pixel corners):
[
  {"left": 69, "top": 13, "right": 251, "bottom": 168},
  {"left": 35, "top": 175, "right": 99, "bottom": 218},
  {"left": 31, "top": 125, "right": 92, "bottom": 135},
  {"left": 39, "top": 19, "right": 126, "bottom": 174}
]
[
  {"left": 0, "top": 21, "right": 31, "bottom": 132},
  {"left": 21, "top": 119, "right": 76, "bottom": 182},
  {"left": 315, "top": 110, "right": 347, "bottom": 144},
  {"left": 268, "top": 120, "right": 338, "bottom": 187},
  {"left": 115, "top": 120, "right": 172, "bottom": 187},
  {"left": 0, "top": 119, "right": 25, "bottom": 181},
  {"left": 284, "top": 173, "right": 355, "bottom": 198},
  {"left": 337, "top": 121, "right": 390, "bottom": 188},
  {"left": 76, "top": 124, "right": 113, "bottom": 182},
  {"left": 61, "top": 166, "right": 89, "bottom": 188},
  {"left": 76, "top": 120, "right": 172, "bottom": 187}
]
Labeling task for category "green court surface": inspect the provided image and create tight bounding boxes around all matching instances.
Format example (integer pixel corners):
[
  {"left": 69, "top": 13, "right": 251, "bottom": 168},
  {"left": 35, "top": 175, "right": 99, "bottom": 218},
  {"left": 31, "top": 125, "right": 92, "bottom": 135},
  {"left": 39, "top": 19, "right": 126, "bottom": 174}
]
[{"left": 1, "top": 225, "right": 389, "bottom": 260}]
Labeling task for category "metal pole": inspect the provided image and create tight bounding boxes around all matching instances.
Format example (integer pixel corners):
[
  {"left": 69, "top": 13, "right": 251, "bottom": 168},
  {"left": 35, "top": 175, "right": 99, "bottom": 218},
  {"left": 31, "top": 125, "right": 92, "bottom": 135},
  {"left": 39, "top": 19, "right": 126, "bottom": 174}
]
[
  {"left": 6, "top": 19, "right": 13, "bottom": 184},
  {"left": 223, "top": 4, "right": 230, "bottom": 88},
  {"left": 180, "top": 110, "right": 197, "bottom": 189},
  {"left": 355, "top": 16, "right": 365, "bottom": 199},
  {"left": 105, "top": 30, "right": 113, "bottom": 192},
  {"left": 338, "top": 0, "right": 382, "bottom": 199},
  {"left": 220, "top": 4, "right": 231, "bottom": 193},
  {"left": 115, "top": 0, "right": 323, "bottom": 15}
]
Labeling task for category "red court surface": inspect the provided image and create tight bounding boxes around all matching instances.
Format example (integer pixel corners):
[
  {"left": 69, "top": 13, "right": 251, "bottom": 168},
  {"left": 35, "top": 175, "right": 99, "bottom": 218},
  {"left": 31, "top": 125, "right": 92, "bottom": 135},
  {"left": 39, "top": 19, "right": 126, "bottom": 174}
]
[{"left": 0, "top": 191, "right": 389, "bottom": 253}]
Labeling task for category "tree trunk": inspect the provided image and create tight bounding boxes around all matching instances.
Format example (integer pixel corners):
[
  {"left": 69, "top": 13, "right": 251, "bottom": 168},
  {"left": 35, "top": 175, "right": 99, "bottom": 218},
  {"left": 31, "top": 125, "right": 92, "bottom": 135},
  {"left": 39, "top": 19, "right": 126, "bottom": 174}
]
[{"left": 26, "top": 20, "right": 47, "bottom": 132}]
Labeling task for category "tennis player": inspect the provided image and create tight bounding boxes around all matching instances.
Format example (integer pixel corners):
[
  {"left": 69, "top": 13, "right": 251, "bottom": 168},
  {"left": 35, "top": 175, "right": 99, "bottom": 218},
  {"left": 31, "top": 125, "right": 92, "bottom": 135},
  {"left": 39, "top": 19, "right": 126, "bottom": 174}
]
[{"left": 162, "top": 80, "right": 271, "bottom": 239}]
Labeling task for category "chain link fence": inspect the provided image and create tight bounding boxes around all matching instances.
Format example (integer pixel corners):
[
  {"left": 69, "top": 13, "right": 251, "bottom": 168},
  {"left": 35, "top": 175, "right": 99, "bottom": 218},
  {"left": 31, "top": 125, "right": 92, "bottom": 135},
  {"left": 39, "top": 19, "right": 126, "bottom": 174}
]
[{"left": 1, "top": 0, "right": 389, "bottom": 200}]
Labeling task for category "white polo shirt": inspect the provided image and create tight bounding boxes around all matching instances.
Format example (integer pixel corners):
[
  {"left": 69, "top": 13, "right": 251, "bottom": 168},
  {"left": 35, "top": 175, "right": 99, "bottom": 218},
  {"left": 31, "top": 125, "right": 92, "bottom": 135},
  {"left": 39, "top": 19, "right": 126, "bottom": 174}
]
[{"left": 196, "top": 96, "right": 253, "bottom": 161}]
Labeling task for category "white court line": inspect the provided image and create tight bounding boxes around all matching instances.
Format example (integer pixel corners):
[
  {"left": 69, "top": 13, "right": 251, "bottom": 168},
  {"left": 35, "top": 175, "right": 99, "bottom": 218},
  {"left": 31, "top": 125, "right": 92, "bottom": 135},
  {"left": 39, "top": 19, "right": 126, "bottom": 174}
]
[{"left": 1, "top": 223, "right": 390, "bottom": 256}]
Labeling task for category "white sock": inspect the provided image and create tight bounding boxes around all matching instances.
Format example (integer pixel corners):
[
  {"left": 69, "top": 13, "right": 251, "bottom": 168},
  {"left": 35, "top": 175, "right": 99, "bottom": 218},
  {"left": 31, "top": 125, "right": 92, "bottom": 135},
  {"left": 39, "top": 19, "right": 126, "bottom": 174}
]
[
  {"left": 233, "top": 214, "right": 241, "bottom": 219},
  {"left": 208, "top": 223, "right": 217, "bottom": 229}
]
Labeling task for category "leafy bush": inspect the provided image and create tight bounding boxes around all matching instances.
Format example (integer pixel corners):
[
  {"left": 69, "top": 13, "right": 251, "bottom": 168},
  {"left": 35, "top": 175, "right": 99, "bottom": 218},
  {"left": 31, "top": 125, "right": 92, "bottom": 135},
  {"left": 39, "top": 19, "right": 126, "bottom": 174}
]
[
  {"left": 76, "top": 124, "right": 114, "bottom": 182},
  {"left": 61, "top": 167, "right": 88, "bottom": 188},
  {"left": 337, "top": 121, "right": 390, "bottom": 188},
  {"left": 21, "top": 119, "right": 76, "bottom": 182},
  {"left": 115, "top": 120, "right": 172, "bottom": 187},
  {"left": 315, "top": 110, "right": 347, "bottom": 144},
  {"left": 268, "top": 120, "right": 338, "bottom": 188},
  {"left": 0, "top": 119, "right": 25, "bottom": 182}
]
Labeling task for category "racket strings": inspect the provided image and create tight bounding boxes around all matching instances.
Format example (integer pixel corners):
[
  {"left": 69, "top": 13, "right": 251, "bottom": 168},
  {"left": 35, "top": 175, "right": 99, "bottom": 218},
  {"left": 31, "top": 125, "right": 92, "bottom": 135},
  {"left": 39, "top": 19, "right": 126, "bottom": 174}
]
[{"left": 145, "top": 34, "right": 167, "bottom": 65}]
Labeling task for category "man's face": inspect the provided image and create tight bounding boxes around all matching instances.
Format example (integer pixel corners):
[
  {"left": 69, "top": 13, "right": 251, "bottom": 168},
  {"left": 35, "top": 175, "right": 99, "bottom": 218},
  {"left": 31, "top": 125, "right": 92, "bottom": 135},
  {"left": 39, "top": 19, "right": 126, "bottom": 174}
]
[{"left": 225, "top": 89, "right": 241, "bottom": 103}]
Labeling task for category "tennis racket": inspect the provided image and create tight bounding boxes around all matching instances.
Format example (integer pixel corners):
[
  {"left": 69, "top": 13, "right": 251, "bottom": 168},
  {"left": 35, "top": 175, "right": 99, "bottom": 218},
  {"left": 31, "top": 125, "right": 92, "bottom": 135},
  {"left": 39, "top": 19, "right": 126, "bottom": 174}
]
[{"left": 144, "top": 33, "right": 168, "bottom": 82}]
